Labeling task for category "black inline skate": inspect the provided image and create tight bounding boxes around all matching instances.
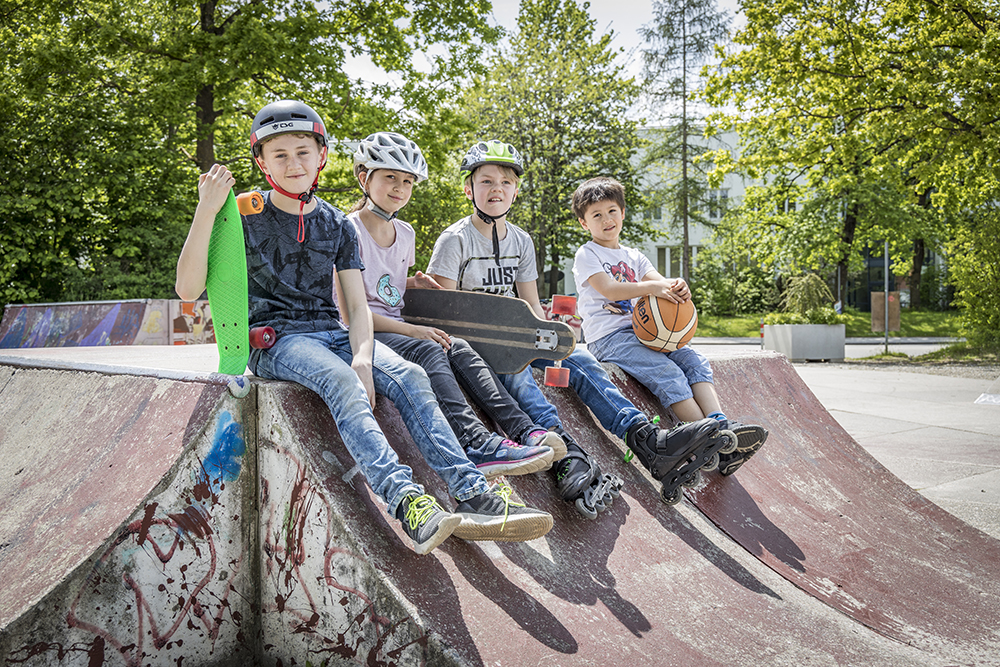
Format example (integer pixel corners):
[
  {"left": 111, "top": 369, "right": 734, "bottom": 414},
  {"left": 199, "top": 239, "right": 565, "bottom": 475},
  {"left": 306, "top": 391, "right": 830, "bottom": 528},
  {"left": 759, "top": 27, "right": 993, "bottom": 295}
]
[
  {"left": 625, "top": 418, "right": 736, "bottom": 505},
  {"left": 716, "top": 420, "right": 769, "bottom": 476},
  {"left": 551, "top": 427, "right": 624, "bottom": 520}
]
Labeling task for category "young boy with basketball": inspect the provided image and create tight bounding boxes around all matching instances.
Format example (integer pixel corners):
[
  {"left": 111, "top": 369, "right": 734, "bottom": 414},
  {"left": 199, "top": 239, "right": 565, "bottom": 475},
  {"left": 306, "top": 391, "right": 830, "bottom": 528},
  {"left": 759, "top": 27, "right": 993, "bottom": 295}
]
[
  {"left": 427, "top": 140, "right": 730, "bottom": 512},
  {"left": 571, "top": 176, "right": 768, "bottom": 476},
  {"left": 176, "top": 102, "right": 552, "bottom": 556}
]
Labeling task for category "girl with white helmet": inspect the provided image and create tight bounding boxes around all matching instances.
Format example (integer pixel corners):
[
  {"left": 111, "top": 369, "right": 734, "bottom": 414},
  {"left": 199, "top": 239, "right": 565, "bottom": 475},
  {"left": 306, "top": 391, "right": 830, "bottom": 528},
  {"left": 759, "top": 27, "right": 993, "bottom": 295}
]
[{"left": 338, "top": 131, "right": 568, "bottom": 533}]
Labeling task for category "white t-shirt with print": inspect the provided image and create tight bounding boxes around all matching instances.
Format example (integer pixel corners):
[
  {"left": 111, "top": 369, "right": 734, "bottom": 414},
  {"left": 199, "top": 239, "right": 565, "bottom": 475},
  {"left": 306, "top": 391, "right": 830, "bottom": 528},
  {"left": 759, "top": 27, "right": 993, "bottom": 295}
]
[
  {"left": 426, "top": 216, "right": 537, "bottom": 297},
  {"left": 573, "top": 240, "right": 654, "bottom": 343},
  {"left": 347, "top": 212, "right": 415, "bottom": 322}
]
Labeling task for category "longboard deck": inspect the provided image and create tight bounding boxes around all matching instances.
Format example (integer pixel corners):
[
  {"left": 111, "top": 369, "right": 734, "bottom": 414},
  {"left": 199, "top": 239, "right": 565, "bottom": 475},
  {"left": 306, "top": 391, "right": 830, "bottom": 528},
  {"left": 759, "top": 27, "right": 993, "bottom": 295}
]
[
  {"left": 206, "top": 190, "right": 250, "bottom": 375},
  {"left": 401, "top": 289, "right": 575, "bottom": 374}
]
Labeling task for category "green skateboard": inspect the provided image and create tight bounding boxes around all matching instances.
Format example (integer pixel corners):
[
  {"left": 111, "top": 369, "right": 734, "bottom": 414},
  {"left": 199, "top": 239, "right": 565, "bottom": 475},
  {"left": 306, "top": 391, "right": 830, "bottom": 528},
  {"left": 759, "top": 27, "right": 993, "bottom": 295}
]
[
  {"left": 206, "top": 190, "right": 263, "bottom": 377},
  {"left": 401, "top": 289, "right": 575, "bottom": 376}
]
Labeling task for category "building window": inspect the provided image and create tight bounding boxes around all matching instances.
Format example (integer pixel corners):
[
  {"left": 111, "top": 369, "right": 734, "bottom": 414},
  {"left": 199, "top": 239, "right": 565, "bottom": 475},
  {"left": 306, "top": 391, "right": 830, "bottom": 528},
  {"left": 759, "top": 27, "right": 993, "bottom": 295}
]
[{"left": 708, "top": 189, "right": 729, "bottom": 220}]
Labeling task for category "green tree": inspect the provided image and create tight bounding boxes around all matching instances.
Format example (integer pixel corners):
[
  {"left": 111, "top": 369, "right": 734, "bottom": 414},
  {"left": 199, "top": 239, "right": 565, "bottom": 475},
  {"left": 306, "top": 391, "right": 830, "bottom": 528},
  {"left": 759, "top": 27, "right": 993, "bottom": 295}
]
[
  {"left": 640, "top": 0, "right": 730, "bottom": 284},
  {"left": 460, "top": 0, "right": 646, "bottom": 297},
  {"left": 1, "top": 0, "right": 496, "bottom": 308},
  {"left": 703, "top": 0, "right": 999, "bottom": 338}
]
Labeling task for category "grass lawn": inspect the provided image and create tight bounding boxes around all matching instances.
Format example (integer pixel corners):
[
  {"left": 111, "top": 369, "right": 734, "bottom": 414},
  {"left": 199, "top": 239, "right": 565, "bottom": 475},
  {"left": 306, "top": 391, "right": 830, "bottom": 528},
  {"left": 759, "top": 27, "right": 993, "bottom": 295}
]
[{"left": 697, "top": 309, "right": 964, "bottom": 338}]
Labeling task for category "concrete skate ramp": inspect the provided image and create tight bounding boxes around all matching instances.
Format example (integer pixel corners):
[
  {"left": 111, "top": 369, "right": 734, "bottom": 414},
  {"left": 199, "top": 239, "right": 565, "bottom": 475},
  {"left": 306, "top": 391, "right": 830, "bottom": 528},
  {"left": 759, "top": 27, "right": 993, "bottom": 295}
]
[
  {"left": 2, "top": 353, "right": 1000, "bottom": 666},
  {"left": 597, "top": 352, "right": 1000, "bottom": 654}
]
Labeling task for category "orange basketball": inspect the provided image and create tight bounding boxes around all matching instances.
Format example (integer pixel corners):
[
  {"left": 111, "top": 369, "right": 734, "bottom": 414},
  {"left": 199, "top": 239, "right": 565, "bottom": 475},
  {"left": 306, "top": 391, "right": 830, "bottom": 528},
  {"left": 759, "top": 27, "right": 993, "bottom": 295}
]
[{"left": 632, "top": 295, "right": 698, "bottom": 352}]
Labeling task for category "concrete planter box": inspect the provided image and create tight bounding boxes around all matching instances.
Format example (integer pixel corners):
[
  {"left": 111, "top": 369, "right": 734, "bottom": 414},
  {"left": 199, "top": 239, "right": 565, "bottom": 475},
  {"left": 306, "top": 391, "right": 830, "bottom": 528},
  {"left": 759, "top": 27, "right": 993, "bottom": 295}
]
[{"left": 763, "top": 324, "right": 846, "bottom": 361}]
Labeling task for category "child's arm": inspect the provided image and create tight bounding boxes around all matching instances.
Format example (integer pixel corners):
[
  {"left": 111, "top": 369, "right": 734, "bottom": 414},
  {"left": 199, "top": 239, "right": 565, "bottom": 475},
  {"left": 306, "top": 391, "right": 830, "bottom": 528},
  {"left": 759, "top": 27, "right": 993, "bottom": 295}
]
[
  {"left": 336, "top": 270, "right": 452, "bottom": 349},
  {"left": 515, "top": 280, "right": 549, "bottom": 320},
  {"left": 584, "top": 269, "right": 690, "bottom": 304},
  {"left": 175, "top": 164, "right": 234, "bottom": 301},
  {"left": 335, "top": 268, "right": 378, "bottom": 407}
]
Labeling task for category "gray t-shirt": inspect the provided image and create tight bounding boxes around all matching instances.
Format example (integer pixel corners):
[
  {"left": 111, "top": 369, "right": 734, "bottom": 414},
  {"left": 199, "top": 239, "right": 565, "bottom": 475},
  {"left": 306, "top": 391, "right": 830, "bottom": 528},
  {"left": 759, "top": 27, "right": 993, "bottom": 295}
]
[{"left": 426, "top": 216, "right": 537, "bottom": 297}]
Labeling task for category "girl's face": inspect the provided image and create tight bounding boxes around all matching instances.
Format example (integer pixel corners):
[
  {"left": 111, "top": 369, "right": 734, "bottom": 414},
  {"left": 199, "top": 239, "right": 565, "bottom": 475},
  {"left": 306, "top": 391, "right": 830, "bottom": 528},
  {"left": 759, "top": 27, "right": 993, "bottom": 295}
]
[{"left": 363, "top": 169, "right": 415, "bottom": 214}]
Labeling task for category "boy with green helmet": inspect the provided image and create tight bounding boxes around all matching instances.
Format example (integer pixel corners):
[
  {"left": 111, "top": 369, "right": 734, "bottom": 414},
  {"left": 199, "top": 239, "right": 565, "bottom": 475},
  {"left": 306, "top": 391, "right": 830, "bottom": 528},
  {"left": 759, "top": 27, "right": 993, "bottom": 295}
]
[{"left": 427, "top": 139, "right": 732, "bottom": 517}]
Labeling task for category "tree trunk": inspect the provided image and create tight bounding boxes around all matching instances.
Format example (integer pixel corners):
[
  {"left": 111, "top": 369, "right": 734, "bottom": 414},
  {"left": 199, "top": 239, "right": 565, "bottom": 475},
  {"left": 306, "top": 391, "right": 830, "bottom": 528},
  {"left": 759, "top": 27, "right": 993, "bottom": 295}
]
[
  {"left": 680, "top": 17, "right": 691, "bottom": 284},
  {"left": 194, "top": 1, "right": 218, "bottom": 172},
  {"left": 838, "top": 201, "right": 858, "bottom": 304},
  {"left": 909, "top": 189, "right": 932, "bottom": 310}
]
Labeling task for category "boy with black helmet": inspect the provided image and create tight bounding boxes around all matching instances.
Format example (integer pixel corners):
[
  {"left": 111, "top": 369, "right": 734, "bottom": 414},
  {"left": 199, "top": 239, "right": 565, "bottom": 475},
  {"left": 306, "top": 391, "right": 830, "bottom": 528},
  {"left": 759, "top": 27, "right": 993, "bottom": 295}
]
[
  {"left": 427, "top": 140, "right": 731, "bottom": 516},
  {"left": 176, "top": 103, "right": 552, "bottom": 553}
]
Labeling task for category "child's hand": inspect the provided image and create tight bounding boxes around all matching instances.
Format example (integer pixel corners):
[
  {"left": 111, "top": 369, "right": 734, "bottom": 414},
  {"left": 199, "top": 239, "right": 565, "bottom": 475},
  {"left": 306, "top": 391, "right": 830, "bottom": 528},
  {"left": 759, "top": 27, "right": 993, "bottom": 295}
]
[
  {"left": 651, "top": 278, "right": 691, "bottom": 303},
  {"left": 409, "top": 324, "right": 452, "bottom": 350},
  {"left": 410, "top": 271, "right": 444, "bottom": 290},
  {"left": 197, "top": 164, "right": 235, "bottom": 214}
]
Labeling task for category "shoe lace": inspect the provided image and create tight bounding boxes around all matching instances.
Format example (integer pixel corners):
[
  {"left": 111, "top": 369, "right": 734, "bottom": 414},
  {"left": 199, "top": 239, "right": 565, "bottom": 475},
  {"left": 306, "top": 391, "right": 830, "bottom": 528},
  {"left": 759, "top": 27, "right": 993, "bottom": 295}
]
[
  {"left": 493, "top": 483, "right": 525, "bottom": 530},
  {"left": 403, "top": 494, "right": 439, "bottom": 531}
]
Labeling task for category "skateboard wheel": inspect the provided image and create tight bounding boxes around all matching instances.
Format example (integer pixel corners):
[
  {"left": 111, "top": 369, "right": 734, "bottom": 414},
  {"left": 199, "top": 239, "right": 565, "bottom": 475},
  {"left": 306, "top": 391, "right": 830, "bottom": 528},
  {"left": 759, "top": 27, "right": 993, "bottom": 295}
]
[
  {"left": 236, "top": 191, "right": 265, "bottom": 215},
  {"left": 227, "top": 375, "right": 251, "bottom": 398},
  {"left": 250, "top": 326, "right": 276, "bottom": 349},
  {"left": 551, "top": 294, "right": 577, "bottom": 316},
  {"left": 544, "top": 365, "right": 570, "bottom": 387}
]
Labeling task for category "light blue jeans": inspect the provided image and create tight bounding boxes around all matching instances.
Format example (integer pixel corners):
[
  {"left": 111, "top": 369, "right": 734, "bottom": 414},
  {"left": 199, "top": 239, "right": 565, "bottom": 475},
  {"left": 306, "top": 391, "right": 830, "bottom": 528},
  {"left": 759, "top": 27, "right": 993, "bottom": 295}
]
[
  {"left": 253, "top": 329, "right": 488, "bottom": 516},
  {"left": 498, "top": 347, "right": 649, "bottom": 440},
  {"left": 587, "top": 325, "right": 714, "bottom": 407}
]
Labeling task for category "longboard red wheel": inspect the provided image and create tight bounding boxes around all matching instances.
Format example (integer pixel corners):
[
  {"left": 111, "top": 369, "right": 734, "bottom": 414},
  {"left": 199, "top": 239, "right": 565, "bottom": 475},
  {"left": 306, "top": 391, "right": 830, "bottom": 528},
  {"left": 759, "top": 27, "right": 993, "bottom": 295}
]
[
  {"left": 544, "top": 365, "right": 570, "bottom": 387},
  {"left": 249, "top": 326, "right": 276, "bottom": 349},
  {"left": 551, "top": 295, "right": 577, "bottom": 316},
  {"left": 236, "top": 191, "right": 265, "bottom": 215}
]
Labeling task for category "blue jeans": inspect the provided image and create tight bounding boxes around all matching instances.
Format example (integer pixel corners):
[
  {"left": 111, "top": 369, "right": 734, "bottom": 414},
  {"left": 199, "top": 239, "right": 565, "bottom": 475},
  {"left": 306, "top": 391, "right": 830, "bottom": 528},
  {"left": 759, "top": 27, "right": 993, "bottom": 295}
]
[
  {"left": 253, "top": 329, "right": 487, "bottom": 515},
  {"left": 588, "top": 326, "right": 714, "bottom": 407},
  {"left": 498, "top": 347, "right": 649, "bottom": 440}
]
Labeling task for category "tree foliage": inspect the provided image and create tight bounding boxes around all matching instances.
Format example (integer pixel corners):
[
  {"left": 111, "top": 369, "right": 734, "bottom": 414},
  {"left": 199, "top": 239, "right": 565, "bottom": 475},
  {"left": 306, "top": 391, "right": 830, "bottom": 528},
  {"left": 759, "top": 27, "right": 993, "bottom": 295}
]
[
  {"left": 640, "top": 0, "right": 730, "bottom": 283},
  {"left": 702, "top": 0, "right": 1000, "bottom": 337},
  {"left": 460, "top": 0, "right": 646, "bottom": 297},
  {"left": 1, "top": 0, "right": 496, "bottom": 308}
]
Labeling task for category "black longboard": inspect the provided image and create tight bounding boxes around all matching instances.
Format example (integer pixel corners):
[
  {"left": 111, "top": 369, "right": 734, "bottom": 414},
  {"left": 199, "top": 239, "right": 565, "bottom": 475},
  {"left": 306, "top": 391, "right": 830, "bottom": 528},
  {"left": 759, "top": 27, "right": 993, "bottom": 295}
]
[{"left": 401, "top": 289, "right": 575, "bottom": 374}]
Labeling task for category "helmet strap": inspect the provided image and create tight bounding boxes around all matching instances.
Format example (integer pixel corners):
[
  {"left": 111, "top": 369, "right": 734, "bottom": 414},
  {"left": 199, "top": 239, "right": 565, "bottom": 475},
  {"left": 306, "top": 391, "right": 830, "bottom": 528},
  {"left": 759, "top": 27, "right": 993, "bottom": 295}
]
[
  {"left": 471, "top": 191, "right": 508, "bottom": 266},
  {"left": 261, "top": 163, "right": 325, "bottom": 243},
  {"left": 357, "top": 169, "right": 397, "bottom": 223},
  {"left": 366, "top": 200, "right": 397, "bottom": 223}
]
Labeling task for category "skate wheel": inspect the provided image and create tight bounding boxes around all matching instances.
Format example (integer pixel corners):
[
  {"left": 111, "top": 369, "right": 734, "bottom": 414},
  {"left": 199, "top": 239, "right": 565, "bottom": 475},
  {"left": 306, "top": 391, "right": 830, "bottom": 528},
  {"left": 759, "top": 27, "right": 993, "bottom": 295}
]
[
  {"left": 250, "top": 326, "right": 276, "bottom": 349},
  {"left": 544, "top": 366, "right": 570, "bottom": 387},
  {"left": 551, "top": 294, "right": 577, "bottom": 316},
  {"left": 575, "top": 497, "right": 598, "bottom": 519},
  {"left": 719, "top": 430, "right": 738, "bottom": 455},
  {"left": 702, "top": 452, "right": 720, "bottom": 472},
  {"left": 660, "top": 486, "right": 683, "bottom": 505},
  {"left": 236, "top": 191, "right": 265, "bottom": 215},
  {"left": 227, "top": 375, "right": 251, "bottom": 398},
  {"left": 681, "top": 470, "right": 701, "bottom": 488}
]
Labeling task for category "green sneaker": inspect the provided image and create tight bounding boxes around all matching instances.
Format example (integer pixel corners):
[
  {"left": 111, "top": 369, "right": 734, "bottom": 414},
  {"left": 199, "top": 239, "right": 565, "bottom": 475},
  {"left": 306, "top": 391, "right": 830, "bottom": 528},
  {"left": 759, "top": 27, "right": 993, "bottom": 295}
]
[
  {"left": 396, "top": 494, "right": 461, "bottom": 555},
  {"left": 452, "top": 483, "right": 553, "bottom": 542}
]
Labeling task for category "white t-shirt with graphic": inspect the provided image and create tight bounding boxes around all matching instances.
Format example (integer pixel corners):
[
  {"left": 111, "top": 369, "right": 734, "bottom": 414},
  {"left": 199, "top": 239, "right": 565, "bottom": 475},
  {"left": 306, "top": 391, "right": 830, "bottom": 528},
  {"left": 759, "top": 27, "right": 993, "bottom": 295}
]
[
  {"left": 573, "top": 241, "right": 654, "bottom": 343},
  {"left": 426, "top": 216, "right": 537, "bottom": 297},
  {"left": 347, "top": 212, "right": 415, "bottom": 322}
]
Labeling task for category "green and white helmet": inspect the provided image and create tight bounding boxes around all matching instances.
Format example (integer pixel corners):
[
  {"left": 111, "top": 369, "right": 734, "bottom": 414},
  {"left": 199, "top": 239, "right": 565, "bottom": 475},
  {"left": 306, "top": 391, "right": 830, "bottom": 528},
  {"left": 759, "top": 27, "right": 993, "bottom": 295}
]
[
  {"left": 459, "top": 140, "right": 525, "bottom": 182},
  {"left": 353, "top": 132, "right": 428, "bottom": 182}
]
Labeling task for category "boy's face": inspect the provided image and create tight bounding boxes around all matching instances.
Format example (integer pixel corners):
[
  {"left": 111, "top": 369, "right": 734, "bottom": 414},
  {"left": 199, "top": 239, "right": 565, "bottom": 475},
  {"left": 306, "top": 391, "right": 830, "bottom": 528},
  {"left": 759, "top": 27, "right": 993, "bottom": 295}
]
[
  {"left": 256, "top": 133, "right": 327, "bottom": 195},
  {"left": 464, "top": 164, "right": 518, "bottom": 218},
  {"left": 578, "top": 199, "right": 625, "bottom": 249},
  {"left": 362, "top": 169, "right": 415, "bottom": 215}
]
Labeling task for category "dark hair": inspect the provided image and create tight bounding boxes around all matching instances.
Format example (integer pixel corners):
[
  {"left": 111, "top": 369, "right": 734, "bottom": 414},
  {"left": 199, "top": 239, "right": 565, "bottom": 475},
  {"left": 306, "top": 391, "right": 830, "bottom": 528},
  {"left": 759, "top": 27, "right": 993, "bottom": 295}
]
[{"left": 571, "top": 177, "right": 626, "bottom": 219}]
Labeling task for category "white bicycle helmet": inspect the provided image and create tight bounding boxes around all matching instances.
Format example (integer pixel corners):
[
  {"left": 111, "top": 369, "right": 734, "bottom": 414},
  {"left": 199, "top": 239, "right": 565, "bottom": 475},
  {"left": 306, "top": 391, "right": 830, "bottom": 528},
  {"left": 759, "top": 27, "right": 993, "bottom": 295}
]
[{"left": 353, "top": 132, "right": 428, "bottom": 182}]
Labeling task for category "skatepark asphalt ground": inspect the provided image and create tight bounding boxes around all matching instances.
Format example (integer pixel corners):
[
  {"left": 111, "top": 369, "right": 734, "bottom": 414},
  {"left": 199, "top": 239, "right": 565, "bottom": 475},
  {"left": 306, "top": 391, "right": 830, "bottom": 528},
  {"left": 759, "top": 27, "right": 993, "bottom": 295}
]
[{"left": 2, "top": 336, "right": 998, "bottom": 541}]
